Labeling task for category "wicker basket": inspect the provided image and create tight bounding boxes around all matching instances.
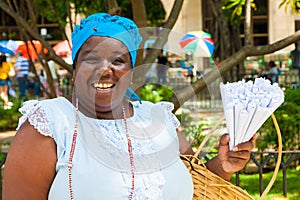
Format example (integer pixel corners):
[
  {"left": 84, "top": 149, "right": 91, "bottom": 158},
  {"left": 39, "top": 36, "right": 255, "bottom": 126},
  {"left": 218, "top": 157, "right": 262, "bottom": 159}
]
[{"left": 181, "top": 114, "right": 282, "bottom": 200}]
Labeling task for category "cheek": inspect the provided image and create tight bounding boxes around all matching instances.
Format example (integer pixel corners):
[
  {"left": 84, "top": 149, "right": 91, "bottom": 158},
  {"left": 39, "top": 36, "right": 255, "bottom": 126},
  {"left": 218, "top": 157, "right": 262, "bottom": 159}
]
[
  {"left": 116, "top": 69, "right": 132, "bottom": 83},
  {"left": 73, "top": 68, "right": 91, "bottom": 90}
]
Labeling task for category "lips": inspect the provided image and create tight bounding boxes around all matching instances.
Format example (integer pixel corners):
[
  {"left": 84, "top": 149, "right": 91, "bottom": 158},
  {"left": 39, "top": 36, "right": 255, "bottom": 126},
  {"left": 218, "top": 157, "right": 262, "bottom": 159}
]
[{"left": 93, "top": 82, "right": 115, "bottom": 90}]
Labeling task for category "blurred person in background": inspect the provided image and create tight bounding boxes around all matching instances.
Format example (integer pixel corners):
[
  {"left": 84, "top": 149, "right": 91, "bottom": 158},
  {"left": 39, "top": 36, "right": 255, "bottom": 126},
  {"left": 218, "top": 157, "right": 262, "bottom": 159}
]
[
  {"left": 0, "top": 54, "right": 15, "bottom": 109},
  {"left": 14, "top": 52, "right": 29, "bottom": 100}
]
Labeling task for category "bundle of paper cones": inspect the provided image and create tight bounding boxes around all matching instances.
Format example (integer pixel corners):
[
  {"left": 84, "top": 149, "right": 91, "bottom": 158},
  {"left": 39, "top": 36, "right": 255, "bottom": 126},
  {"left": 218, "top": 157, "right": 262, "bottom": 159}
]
[{"left": 220, "top": 78, "right": 284, "bottom": 150}]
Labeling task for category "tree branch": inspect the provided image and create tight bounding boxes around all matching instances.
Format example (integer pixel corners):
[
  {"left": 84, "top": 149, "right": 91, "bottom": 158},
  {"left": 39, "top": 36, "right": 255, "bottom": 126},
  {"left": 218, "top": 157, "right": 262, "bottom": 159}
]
[
  {"left": 171, "top": 30, "right": 300, "bottom": 111},
  {"left": 0, "top": 1, "right": 72, "bottom": 73}
]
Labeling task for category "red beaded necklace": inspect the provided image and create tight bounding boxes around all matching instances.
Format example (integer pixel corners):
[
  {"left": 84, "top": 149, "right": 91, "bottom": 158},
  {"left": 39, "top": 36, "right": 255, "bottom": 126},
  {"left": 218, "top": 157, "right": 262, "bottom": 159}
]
[{"left": 67, "top": 100, "right": 135, "bottom": 200}]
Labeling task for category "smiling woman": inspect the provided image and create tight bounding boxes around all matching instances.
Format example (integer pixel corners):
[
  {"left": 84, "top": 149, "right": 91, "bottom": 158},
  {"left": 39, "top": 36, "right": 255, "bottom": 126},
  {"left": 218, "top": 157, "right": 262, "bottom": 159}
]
[
  {"left": 74, "top": 36, "right": 133, "bottom": 118},
  {"left": 2, "top": 13, "right": 256, "bottom": 200}
]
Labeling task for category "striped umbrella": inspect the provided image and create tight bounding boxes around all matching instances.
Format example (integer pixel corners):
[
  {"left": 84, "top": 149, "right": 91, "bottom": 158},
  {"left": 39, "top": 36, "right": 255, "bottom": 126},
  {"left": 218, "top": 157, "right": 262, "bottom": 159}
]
[
  {"left": 179, "top": 31, "right": 214, "bottom": 57},
  {"left": 0, "top": 40, "right": 21, "bottom": 55}
]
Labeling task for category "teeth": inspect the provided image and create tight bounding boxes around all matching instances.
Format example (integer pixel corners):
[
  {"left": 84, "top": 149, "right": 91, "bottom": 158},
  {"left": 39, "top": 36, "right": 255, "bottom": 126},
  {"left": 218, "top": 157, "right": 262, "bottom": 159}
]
[{"left": 94, "top": 83, "right": 113, "bottom": 89}]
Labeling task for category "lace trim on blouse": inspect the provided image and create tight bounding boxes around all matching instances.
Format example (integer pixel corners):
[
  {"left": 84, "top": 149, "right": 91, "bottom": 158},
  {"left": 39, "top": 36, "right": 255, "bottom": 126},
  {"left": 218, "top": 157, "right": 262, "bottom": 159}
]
[
  {"left": 17, "top": 100, "right": 52, "bottom": 137},
  {"left": 156, "top": 101, "right": 180, "bottom": 128}
]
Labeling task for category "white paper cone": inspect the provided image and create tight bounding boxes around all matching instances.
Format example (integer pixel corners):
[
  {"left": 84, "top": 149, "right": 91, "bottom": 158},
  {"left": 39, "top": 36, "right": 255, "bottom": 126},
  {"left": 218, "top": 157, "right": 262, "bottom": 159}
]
[
  {"left": 235, "top": 104, "right": 256, "bottom": 146},
  {"left": 234, "top": 103, "right": 244, "bottom": 146},
  {"left": 220, "top": 83, "right": 228, "bottom": 109},
  {"left": 243, "top": 107, "right": 272, "bottom": 142},
  {"left": 224, "top": 108, "right": 235, "bottom": 150}
]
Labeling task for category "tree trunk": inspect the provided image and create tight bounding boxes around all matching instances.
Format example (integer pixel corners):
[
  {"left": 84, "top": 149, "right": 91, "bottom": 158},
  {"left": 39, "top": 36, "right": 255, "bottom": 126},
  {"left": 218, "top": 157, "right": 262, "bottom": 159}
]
[
  {"left": 208, "top": 0, "right": 244, "bottom": 82},
  {"left": 130, "top": 0, "right": 184, "bottom": 91},
  {"left": 105, "top": 0, "right": 121, "bottom": 16},
  {"left": 244, "top": 0, "right": 252, "bottom": 46}
]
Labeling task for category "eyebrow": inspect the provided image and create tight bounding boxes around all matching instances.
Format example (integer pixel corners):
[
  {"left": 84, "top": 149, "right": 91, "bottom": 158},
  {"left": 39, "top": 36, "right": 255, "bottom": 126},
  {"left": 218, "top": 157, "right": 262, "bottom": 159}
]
[
  {"left": 80, "top": 49, "right": 128, "bottom": 57},
  {"left": 112, "top": 50, "right": 129, "bottom": 56}
]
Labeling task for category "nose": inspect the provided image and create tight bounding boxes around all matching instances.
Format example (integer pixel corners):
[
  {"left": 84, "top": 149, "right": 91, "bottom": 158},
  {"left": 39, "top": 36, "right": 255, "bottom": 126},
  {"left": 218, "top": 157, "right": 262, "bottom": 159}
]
[{"left": 96, "top": 60, "right": 113, "bottom": 77}]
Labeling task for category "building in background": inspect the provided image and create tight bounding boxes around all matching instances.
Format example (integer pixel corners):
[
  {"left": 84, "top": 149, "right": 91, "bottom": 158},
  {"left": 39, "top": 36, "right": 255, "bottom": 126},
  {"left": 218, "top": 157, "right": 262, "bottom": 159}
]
[{"left": 161, "top": 0, "right": 298, "bottom": 73}]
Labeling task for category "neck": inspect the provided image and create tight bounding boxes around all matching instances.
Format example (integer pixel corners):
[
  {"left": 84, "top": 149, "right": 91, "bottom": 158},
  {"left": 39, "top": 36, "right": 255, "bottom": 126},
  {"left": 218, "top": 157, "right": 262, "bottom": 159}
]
[
  {"left": 95, "top": 100, "right": 133, "bottom": 120},
  {"left": 69, "top": 95, "right": 133, "bottom": 120}
]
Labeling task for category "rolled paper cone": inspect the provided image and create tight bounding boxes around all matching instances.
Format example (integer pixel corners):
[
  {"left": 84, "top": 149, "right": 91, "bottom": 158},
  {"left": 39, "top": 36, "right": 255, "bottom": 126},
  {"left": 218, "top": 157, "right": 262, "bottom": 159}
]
[
  {"left": 245, "top": 80, "right": 253, "bottom": 89},
  {"left": 268, "top": 93, "right": 284, "bottom": 108},
  {"left": 254, "top": 77, "right": 271, "bottom": 88},
  {"left": 243, "top": 107, "right": 272, "bottom": 142},
  {"left": 238, "top": 93, "right": 246, "bottom": 101},
  {"left": 234, "top": 103, "right": 244, "bottom": 146},
  {"left": 220, "top": 83, "right": 228, "bottom": 109},
  {"left": 237, "top": 83, "right": 245, "bottom": 94},
  {"left": 235, "top": 109, "right": 248, "bottom": 146},
  {"left": 245, "top": 90, "right": 254, "bottom": 97},
  {"left": 252, "top": 85, "right": 259, "bottom": 93},
  {"left": 224, "top": 108, "right": 235, "bottom": 150},
  {"left": 236, "top": 104, "right": 256, "bottom": 145},
  {"left": 260, "top": 97, "right": 271, "bottom": 107}
]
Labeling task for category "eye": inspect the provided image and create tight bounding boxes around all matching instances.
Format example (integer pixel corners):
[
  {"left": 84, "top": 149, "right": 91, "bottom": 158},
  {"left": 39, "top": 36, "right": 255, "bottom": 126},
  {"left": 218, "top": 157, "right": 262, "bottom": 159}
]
[
  {"left": 112, "top": 57, "right": 125, "bottom": 65},
  {"left": 83, "top": 56, "right": 99, "bottom": 64}
]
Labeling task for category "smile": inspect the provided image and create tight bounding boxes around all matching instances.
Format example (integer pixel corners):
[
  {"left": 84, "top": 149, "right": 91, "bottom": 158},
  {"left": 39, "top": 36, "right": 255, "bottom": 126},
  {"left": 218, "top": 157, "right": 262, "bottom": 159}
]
[{"left": 93, "top": 83, "right": 115, "bottom": 90}]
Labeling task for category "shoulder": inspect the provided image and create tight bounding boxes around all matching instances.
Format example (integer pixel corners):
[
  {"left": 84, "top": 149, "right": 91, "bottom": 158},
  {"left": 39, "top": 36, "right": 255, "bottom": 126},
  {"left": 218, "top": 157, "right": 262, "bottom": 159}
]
[
  {"left": 17, "top": 97, "right": 74, "bottom": 137},
  {"left": 3, "top": 119, "right": 56, "bottom": 199},
  {"left": 132, "top": 101, "right": 180, "bottom": 127},
  {"left": 132, "top": 100, "right": 175, "bottom": 111}
]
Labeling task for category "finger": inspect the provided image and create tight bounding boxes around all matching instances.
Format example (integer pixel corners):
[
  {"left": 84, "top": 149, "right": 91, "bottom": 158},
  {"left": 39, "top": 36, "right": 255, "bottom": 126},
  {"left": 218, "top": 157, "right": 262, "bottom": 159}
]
[
  {"left": 218, "top": 134, "right": 230, "bottom": 161},
  {"left": 219, "top": 133, "right": 230, "bottom": 146},
  {"left": 233, "top": 139, "right": 255, "bottom": 152},
  {"left": 251, "top": 133, "right": 259, "bottom": 142},
  {"left": 228, "top": 150, "right": 251, "bottom": 160}
]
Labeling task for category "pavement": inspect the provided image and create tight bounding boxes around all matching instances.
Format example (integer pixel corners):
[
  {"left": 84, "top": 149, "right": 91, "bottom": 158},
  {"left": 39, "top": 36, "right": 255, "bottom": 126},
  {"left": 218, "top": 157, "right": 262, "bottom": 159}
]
[{"left": 0, "top": 130, "right": 16, "bottom": 152}]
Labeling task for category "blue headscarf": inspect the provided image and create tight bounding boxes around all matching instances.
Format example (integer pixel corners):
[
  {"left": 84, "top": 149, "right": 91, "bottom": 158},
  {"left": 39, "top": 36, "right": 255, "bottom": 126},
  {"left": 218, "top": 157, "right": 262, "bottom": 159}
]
[{"left": 72, "top": 13, "right": 142, "bottom": 102}]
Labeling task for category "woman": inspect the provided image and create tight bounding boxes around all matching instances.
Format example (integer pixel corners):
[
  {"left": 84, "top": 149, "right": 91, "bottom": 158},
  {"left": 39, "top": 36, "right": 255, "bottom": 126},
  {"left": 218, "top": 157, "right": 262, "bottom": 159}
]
[
  {"left": 3, "top": 13, "right": 256, "bottom": 199},
  {"left": 0, "top": 54, "right": 15, "bottom": 109}
]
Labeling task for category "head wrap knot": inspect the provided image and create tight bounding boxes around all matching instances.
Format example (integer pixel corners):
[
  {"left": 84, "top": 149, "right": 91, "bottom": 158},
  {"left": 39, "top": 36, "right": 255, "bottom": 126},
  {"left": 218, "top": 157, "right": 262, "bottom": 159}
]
[{"left": 72, "top": 13, "right": 142, "bottom": 68}]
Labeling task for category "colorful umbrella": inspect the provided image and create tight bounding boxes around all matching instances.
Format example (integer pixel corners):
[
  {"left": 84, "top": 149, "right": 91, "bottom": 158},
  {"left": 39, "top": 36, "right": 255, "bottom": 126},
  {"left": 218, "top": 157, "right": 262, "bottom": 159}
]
[
  {"left": 15, "top": 40, "right": 48, "bottom": 60},
  {"left": 179, "top": 31, "right": 214, "bottom": 57},
  {"left": 0, "top": 40, "right": 21, "bottom": 55},
  {"left": 53, "top": 40, "right": 72, "bottom": 57}
]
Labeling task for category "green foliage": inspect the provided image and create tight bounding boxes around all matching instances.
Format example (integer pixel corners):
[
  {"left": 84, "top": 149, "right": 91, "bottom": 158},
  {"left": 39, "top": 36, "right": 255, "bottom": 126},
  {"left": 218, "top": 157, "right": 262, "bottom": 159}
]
[
  {"left": 32, "top": 0, "right": 166, "bottom": 28},
  {"left": 33, "top": 0, "right": 107, "bottom": 26},
  {"left": 233, "top": 168, "right": 300, "bottom": 200},
  {"left": 176, "top": 112, "right": 207, "bottom": 147},
  {"left": 144, "top": 0, "right": 166, "bottom": 26},
  {"left": 0, "top": 99, "right": 22, "bottom": 131},
  {"left": 33, "top": 0, "right": 69, "bottom": 26},
  {"left": 222, "top": 0, "right": 256, "bottom": 24},
  {"left": 258, "top": 88, "right": 300, "bottom": 151},
  {"left": 117, "top": 0, "right": 166, "bottom": 26},
  {"left": 140, "top": 83, "right": 173, "bottom": 103},
  {"left": 140, "top": 83, "right": 211, "bottom": 148},
  {"left": 72, "top": 0, "right": 105, "bottom": 17},
  {"left": 279, "top": 0, "right": 300, "bottom": 15}
]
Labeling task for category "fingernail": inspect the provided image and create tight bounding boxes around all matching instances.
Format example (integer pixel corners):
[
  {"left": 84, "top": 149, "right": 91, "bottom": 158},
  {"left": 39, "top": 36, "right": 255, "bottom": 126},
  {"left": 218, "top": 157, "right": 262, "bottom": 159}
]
[{"left": 233, "top": 146, "right": 238, "bottom": 151}]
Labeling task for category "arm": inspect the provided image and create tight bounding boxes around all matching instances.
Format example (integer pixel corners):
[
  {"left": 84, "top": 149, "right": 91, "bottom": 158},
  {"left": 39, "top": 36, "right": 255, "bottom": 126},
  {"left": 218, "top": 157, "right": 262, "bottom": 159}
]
[
  {"left": 3, "top": 120, "right": 57, "bottom": 200},
  {"left": 205, "top": 133, "right": 258, "bottom": 181},
  {"left": 177, "top": 130, "right": 194, "bottom": 155}
]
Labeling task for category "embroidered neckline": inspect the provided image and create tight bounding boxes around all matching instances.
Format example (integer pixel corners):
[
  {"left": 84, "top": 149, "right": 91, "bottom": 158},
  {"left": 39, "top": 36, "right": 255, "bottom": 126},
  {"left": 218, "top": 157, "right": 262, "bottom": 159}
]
[{"left": 67, "top": 99, "right": 135, "bottom": 200}]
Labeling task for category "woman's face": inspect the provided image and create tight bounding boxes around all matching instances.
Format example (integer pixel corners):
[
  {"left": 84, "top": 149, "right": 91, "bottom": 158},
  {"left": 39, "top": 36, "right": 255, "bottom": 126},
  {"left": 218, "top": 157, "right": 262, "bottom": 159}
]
[{"left": 73, "top": 36, "right": 132, "bottom": 115}]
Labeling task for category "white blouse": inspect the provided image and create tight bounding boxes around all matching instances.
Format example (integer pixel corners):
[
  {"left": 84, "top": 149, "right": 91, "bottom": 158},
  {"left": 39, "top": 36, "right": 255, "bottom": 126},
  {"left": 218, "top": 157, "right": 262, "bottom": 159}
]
[{"left": 17, "top": 97, "right": 193, "bottom": 200}]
